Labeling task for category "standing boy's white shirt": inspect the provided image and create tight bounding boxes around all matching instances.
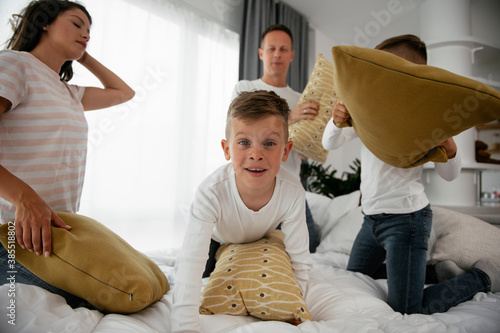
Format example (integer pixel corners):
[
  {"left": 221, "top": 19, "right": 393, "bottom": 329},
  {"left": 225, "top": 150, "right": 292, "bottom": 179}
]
[
  {"left": 232, "top": 79, "right": 303, "bottom": 178},
  {"left": 171, "top": 163, "right": 312, "bottom": 333},
  {"left": 322, "top": 120, "right": 462, "bottom": 215}
]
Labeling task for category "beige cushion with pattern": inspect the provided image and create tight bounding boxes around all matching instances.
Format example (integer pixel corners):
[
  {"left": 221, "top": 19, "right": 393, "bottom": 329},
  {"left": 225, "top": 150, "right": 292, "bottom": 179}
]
[
  {"left": 199, "top": 230, "right": 311, "bottom": 323},
  {"left": 289, "top": 53, "right": 337, "bottom": 163}
]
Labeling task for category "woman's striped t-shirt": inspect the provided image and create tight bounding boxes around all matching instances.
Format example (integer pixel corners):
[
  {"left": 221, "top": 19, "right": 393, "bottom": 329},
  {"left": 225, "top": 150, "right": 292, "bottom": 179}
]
[{"left": 0, "top": 50, "right": 87, "bottom": 223}]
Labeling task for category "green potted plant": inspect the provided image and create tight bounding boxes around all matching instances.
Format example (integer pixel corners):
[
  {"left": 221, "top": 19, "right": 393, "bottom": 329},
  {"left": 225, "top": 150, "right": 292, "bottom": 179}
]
[{"left": 300, "top": 158, "right": 361, "bottom": 198}]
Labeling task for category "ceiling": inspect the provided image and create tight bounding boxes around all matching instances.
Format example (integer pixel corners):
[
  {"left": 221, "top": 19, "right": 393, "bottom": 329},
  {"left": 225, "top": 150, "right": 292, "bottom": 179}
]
[{"left": 279, "top": 0, "right": 420, "bottom": 45}]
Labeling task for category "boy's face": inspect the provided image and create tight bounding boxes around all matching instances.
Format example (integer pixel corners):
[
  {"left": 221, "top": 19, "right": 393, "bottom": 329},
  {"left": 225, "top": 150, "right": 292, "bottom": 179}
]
[{"left": 221, "top": 115, "right": 293, "bottom": 193}]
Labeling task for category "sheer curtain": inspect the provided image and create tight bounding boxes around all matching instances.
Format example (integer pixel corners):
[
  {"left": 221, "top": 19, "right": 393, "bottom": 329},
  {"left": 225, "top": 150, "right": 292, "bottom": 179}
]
[{"left": 0, "top": 0, "right": 239, "bottom": 252}]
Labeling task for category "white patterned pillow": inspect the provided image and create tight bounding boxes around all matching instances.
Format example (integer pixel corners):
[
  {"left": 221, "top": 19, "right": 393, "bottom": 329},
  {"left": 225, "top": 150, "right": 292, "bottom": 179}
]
[
  {"left": 289, "top": 53, "right": 337, "bottom": 163},
  {"left": 199, "top": 230, "right": 311, "bottom": 323},
  {"left": 431, "top": 206, "right": 500, "bottom": 270}
]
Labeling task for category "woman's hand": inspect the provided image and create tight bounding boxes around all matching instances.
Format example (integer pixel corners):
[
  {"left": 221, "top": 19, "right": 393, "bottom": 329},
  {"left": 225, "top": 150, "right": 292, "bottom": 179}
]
[
  {"left": 0, "top": 166, "right": 71, "bottom": 257},
  {"left": 14, "top": 189, "right": 71, "bottom": 257},
  {"left": 77, "top": 51, "right": 88, "bottom": 64}
]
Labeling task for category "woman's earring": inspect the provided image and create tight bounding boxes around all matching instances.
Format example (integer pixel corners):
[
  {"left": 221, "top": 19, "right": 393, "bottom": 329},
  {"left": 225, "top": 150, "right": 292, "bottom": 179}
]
[{"left": 43, "top": 26, "right": 47, "bottom": 31}]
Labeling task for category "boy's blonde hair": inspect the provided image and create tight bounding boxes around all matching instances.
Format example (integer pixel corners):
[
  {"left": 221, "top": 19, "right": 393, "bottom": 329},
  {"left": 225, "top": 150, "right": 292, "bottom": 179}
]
[{"left": 225, "top": 90, "right": 290, "bottom": 141}]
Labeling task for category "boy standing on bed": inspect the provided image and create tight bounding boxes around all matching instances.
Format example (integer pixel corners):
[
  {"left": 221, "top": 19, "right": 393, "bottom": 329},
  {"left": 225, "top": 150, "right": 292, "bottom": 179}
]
[
  {"left": 322, "top": 34, "right": 500, "bottom": 315},
  {"left": 171, "top": 90, "right": 312, "bottom": 332}
]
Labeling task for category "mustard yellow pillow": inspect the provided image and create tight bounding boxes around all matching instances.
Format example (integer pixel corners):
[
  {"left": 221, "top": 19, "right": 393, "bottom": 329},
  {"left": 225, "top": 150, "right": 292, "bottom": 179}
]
[
  {"left": 0, "top": 212, "right": 169, "bottom": 313},
  {"left": 331, "top": 45, "right": 500, "bottom": 168},
  {"left": 289, "top": 53, "right": 337, "bottom": 163},
  {"left": 199, "top": 230, "right": 311, "bottom": 323}
]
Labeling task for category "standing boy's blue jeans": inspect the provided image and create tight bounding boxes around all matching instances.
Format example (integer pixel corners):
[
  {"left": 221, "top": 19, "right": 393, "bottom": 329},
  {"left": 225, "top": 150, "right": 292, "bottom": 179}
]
[{"left": 347, "top": 204, "right": 490, "bottom": 314}]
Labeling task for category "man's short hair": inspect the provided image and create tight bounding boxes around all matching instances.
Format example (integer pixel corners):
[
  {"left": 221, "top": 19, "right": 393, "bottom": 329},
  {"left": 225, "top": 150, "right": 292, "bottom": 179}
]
[
  {"left": 260, "top": 24, "right": 293, "bottom": 48},
  {"left": 225, "top": 90, "right": 290, "bottom": 141}
]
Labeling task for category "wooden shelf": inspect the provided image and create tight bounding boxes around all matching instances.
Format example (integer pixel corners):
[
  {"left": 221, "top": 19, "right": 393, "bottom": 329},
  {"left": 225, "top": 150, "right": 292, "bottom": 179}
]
[{"left": 476, "top": 123, "right": 500, "bottom": 130}]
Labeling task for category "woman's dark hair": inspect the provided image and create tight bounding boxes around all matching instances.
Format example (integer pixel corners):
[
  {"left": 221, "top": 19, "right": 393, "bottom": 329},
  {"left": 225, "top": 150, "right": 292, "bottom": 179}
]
[{"left": 7, "top": 0, "right": 92, "bottom": 81}]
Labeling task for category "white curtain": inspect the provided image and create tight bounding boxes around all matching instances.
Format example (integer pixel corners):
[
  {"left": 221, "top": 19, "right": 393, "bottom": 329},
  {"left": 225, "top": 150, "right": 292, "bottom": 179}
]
[{"left": 0, "top": 0, "right": 239, "bottom": 252}]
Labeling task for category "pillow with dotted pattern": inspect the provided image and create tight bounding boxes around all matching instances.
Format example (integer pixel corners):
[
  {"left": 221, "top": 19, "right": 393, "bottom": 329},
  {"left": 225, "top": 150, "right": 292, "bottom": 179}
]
[
  {"left": 289, "top": 53, "right": 337, "bottom": 163},
  {"left": 199, "top": 230, "right": 311, "bottom": 323},
  {"left": 0, "top": 212, "right": 169, "bottom": 313}
]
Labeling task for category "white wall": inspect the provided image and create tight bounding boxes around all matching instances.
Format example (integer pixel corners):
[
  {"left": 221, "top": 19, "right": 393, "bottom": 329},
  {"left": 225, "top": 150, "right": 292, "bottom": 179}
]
[
  {"left": 310, "top": 0, "right": 500, "bottom": 184},
  {"left": 309, "top": 2, "right": 421, "bottom": 174},
  {"left": 471, "top": 0, "right": 500, "bottom": 45}
]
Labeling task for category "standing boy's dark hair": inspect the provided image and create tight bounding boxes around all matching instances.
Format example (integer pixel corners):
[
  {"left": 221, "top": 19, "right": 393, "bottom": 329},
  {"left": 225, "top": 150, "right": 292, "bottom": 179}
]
[
  {"left": 375, "top": 34, "right": 427, "bottom": 64},
  {"left": 7, "top": 0, "right": 92, "bottom": 81},
  {"left": 225, "top": 90, "right": 290, "bottom": 141},
  {"left": 260, "top": 24, "right": 294, "bottom": 48}
]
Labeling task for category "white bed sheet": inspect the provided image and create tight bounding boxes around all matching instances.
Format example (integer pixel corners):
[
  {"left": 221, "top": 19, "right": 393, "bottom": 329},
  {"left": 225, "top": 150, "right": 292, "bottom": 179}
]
[
  {"left": 1, "top": 192, "right": 499, "bottom": 333},
  {"left": 1, "top": 249, "right": 499, "bottom": 333}
]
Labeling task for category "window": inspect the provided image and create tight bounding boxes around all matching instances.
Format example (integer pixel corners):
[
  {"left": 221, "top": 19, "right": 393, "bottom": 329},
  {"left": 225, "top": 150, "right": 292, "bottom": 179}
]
[{"left": 1, "top": 0, "right": 239, "bottom": 252}]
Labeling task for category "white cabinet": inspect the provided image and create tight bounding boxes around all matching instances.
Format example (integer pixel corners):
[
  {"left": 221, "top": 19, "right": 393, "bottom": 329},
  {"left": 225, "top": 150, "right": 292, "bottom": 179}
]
[{"left": 419, "top": 0, "right": 500, "bottom": 211}]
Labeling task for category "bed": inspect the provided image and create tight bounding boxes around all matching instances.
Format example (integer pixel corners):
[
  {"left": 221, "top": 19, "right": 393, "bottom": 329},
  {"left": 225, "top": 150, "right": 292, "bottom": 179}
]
[{"left": 1, "top": 190, "right": 499, "bottom": 333}]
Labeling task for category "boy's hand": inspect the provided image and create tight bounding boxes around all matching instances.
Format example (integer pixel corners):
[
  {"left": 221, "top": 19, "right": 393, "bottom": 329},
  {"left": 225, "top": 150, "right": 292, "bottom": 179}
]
[
  {"left": 438, "top": 137, "right": 458, "bottom": 159},
  {"left": 332, "top": 100, "right": 350, "bottom": 125},
  {"left": 290, "top": 102, "right": 319, "bottom": 124}
]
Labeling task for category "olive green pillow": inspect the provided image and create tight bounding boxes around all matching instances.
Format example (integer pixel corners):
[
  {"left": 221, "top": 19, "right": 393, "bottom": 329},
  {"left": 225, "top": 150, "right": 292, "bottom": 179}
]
[
  {"left": 331, "top": 45, "right": 500, "bottom": 168},
  {"left": 0, "top": 212, "right": 169, "bottom": 313},
  {"left": 289, "top": 53, "right": 337, "bottom": 163},
  {"left": 199, "top": 230, "right": 311, "bottom": 323}
]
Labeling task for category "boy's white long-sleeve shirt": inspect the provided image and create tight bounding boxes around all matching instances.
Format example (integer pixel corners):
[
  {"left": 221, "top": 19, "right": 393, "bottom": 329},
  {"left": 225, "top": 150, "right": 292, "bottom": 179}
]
[
  {"left": 171, "top": 163, "right": 312, "bottom": 333},
  {"left": 322, "top": 120, "right": 462, "bottom": 215}
]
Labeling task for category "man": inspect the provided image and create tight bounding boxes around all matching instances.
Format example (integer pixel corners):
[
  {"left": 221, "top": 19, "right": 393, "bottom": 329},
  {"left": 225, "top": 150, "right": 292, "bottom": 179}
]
[{"left": 232, "top": 24, "right": 320, "bottom": 252}]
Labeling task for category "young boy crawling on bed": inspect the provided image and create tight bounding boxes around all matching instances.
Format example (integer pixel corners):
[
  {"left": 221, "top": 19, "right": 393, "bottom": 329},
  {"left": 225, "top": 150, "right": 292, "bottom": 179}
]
[{"left": 171, "top": 90, "right": 312, "bottom": 333}]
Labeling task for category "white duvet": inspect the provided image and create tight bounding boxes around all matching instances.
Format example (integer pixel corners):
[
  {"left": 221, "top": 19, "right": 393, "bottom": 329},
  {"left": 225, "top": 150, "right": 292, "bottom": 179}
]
[
  {"left": 1, "top": 251, "right": 499, "bottom": 333},
  {"left": 1, "top": 191, "right": 499, "bottom": 333}
]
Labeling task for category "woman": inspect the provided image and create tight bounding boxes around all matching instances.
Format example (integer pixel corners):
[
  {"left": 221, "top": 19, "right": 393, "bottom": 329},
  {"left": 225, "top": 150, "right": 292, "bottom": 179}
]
[{"left": 0, "top": 0, "right": 134, "bottom": 308}]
